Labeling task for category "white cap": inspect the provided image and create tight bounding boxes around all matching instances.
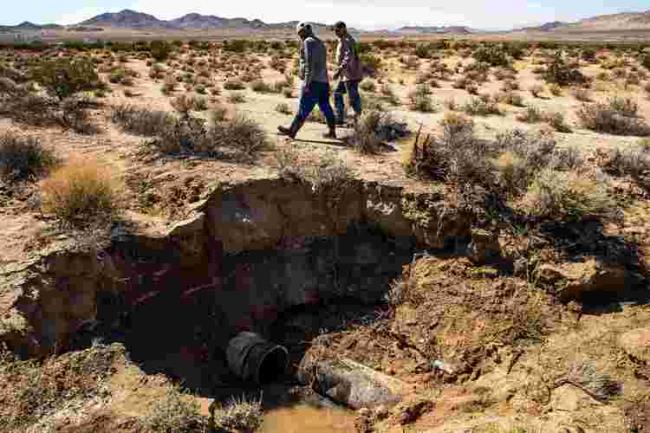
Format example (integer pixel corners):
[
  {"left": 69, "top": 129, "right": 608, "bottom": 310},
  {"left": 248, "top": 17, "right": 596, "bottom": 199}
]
[{"left": 296, "top": 22, "right": 312, "bottom": 33}]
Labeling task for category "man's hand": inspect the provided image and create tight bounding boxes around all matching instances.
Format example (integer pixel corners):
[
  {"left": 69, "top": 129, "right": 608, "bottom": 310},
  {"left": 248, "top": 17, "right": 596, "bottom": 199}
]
[
  {"left": 303, "top": 83, "right": 311, "bottom": 94},
  {"left": 333, "top": 70, "right": 341, "bottom": 81}
]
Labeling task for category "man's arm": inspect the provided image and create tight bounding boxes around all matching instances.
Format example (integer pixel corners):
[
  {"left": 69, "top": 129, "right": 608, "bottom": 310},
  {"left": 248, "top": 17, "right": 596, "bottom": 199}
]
[{"left": 303, "top": 38, "right": 315, "bottom": 87}]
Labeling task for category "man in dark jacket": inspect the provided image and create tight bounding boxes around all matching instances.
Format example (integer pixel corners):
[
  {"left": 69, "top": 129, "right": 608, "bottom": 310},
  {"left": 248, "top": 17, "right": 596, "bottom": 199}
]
[
  {"left": 332, "top": 21, "right": 363, "bottom": 125},
  {"left": 278, "top": 22, "right": 337, "bottom": 139}
]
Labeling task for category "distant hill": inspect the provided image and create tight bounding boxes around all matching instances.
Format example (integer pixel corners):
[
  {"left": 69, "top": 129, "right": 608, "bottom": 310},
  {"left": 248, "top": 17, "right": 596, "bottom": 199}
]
[
  {"left": 397, "top": 26, "right": 473, "bottom": 34},
  {"left": 517, "top": 10, "right": 650, "bottom": 33},
  {"left": 79, "top": 9, "right": 170, "bottom": 29},
  {"left": 4, "top": 7, "right": 650, "bottom": 35},
  {"left": 515, "top": 21, "right": 566, "bottom": 32}
]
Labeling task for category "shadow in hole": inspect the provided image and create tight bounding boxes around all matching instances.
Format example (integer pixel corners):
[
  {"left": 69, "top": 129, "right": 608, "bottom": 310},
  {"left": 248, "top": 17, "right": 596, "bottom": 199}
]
[
  {"left": 85, "top": 223, "right": 415, "bottom": 402},
  {"left": 539, "top": 218, "right": 649, "bottom": 306}
]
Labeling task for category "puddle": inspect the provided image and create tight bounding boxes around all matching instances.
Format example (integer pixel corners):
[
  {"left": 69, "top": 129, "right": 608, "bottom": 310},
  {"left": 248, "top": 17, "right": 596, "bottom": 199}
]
[{"left": 260, "top": 404, "right": 357, "bottom": 433}]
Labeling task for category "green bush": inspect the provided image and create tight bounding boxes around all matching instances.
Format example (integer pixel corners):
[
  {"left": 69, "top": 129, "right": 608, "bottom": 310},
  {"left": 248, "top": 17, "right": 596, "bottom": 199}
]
[
  {"left": 0, "top": 133, "right": 56, "bottom": 182},
  {"left": 472, "top": 45, "right": 511, "bottom": 67},
  {"left": 149, "top": 40, "right": 173, "bottom": 61},
  {"left": 32, "top": 57, "right": 100, "bottom": 100}
]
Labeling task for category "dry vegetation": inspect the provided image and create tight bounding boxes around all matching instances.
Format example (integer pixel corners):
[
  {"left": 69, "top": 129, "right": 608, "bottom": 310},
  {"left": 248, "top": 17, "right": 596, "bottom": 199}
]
[{"left": 0, "top": 37, "right": 649, "bottom": 433}]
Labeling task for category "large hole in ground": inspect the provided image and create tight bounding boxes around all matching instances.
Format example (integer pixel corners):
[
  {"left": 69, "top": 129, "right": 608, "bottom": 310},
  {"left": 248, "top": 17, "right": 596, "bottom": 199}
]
[{"left": 92, "top": 222, "right": 419, "bottom": 399}]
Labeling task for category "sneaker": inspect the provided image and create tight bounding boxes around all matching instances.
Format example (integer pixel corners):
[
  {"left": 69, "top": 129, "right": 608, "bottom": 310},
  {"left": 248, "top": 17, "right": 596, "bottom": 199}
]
[{"left": 322, "top": 130, "right": 337, "bottom": 139}]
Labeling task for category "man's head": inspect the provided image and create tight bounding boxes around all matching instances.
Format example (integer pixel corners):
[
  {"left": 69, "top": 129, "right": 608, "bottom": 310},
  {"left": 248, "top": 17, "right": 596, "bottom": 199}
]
[
  {"left": 333, "top": 21, "right": 347, "bottom": 38},
  {"left": 296, "top": 22, "right": 313, "bottom": 39}
]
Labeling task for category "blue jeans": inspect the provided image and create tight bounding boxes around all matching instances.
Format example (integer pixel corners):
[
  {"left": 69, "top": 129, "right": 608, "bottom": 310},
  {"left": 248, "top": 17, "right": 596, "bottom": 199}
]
[
  {"left": 334, "top": 80, "right": 362, "bottom": 122},
  {"left": 293, "top": 81, "right": 336, "bottom": 129}
]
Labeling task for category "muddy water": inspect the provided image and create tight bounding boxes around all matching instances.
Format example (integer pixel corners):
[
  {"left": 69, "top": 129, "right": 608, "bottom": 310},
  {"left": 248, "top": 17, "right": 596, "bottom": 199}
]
[{"left": 260, "top": 404, "right": 357, "bottom": 433}]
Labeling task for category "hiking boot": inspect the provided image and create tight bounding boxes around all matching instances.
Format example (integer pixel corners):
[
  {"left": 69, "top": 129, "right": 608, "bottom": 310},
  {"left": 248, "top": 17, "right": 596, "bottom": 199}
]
[
  {"left": 322, "top": 126, "right": 337, "bottom": 139},
  {"left": 277, "top": 125, "right": 296, "bottom": 139}
]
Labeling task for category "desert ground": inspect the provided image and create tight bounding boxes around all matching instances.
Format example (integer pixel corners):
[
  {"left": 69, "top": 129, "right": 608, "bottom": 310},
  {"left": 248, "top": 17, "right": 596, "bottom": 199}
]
[{"left": 0, "top": 37, "right": 649, "bottom": 433}]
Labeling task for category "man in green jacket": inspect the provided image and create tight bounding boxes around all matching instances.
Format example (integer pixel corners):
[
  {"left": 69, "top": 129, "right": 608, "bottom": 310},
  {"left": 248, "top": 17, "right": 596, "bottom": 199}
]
[{"left": 332, "top": 21, "right": 363, "bottom": 125}]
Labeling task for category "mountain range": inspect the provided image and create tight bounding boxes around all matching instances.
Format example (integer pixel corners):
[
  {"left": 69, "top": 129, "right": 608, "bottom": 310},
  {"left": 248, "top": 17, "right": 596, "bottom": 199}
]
[{"left": 2, "top": 8, "right": 650, "bottom": 34}]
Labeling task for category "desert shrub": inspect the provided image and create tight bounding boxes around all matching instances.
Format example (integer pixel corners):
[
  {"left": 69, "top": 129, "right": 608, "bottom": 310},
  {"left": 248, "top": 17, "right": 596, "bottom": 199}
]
[
  {"left": 463, "top": 95, "right": 502, "bottom": 116},
  {"left": 276, "top": 144, "right": 355, "bottom": 192},
  {"left": 406, "top": 112, "right": 493, "bottom": 185},
  {"left": 577, "top": 99, "right": 650, "bottom": 136},
  {"left": 0, "top": 133, "right": 56, "bottom": 182},
  {"left": 250, "top": 79, "right": 272, "bottom": 93},
  {"left": 145, "top": 388, "right": 208, "bottom": 433},
  {"left": 0, "top": 76, "right": 23, "bottom": 96},
  {"left": 360, "top": 79, "right": 377, "bottom": 92},
  {"left": 608, "top": 96, "right": 638, "bottom": 117},
  {"left": 544, "top": 112, "right": 572, "bottom": 133},
  {"left": 223, "top": 78, "right": 245, "bottom": 90},
  {"left": 548, "top": 83, "right": 562, "bottom": 96},
  {"left": 111, "top": 105, "right": 173, "bottom": 136},
  {"left": 544, "top": 53, "right": 587, "bottom": 86},
  {"left": 415, "top": 42, "right": 434, "bottom": 59},
  {"left": 32, "top": 57, "right": 100, "bottom": 100},
  {"left": 472, "top": 44, "right": 511, "bottom": 67},
  {"left": 360, "top": 53, "right": 382, "bottom": 76},
  {"left": 602, "top": 147, "right": 650, "bottom": 190},
  {"left": 497, "top": 91, "right": 524, "bottom": 107},
  {"left": 193, "top": 96, "right": 208, "bottom": 111},
  {"left": 149, "top": 40, "right": 173, "bottom": 62},
  {"left": 521, "top": 169, "right": 614, "bottom": 220},
  {"left": 347, "top": 110, "right": 409, "bottom": 154},
  {"left": 572, "top": 87, "right": 592, "bottom": 102},
  {"left": 210, "top": 396, "right": 262, "bottom": 433},
  {"left": 215, "top": 115, "right": 268, "bottom": 157},
  {"left": 275, "top": 102, "right": 291, "bottom": 114},
  {"left": 562, "top": 362, "right": 621, "bottom": 402},
  {"left": 170, "top": 94, "right": 196, "bottom": 118},
  {"left": 40, "top": 157, "right": 121, "bottom": 226},
  {"left": 516, "top": 106, "right": 543, "bottom": 123},
  {"left": 150, "top": 115, "right": 267, "bottom": 161},
  {"left": 408, "top": 84, "right": 435, "bottom": 112},
  {"left": 227, "top": 92, "right": 246, "bottom": 104},
  {"left": 529, "top": 84, "right": 544, "bottom": 98}
]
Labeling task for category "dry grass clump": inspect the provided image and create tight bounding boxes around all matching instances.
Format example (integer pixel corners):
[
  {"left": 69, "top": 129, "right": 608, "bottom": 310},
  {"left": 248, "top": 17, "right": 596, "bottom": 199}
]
[
  {"left": 516, "top": 107, "right": 571, "bottom": 132},
  {"left": 144, "top": 388, "right": 208, "bottom": 433},
  {"left": 275, "top": 102, "right": 292, "bottom": 114},
  {"left": 149, "top": 114, "right": 268, "bottom": 161},
  {"left": 462, "top": 95, "right": 502, "bottom": 116},
  {"left": 602, "top": 147, "right": 650, "bottom": 191},
  {"left": 577, "top": 97, "right": 650, "bottom": 136},
  {"left": 0, "top": 133, "right": 56, "bottom": 182},
  {"left": 210, "top": 395, "right": 263, "bottom": 433},
  {"left": 40, "top": 157, "right": 121, "bottom": 226},
  {"left": 520, "top": 168, "right": 614, "bottom": 220},
  {"left": 346, "top": 110, "right": 409, "bottom": 154},
  {"left": 408, "top": 84, "right": 435, "bottom": 112},
  {"left": 276, "top": 143, "right": 355, "bottom": 192},
  {"left": 111, "top": 105, "right": 173, "bottom": 136},
  {"left": 223, "top": 78, "right": 245, "bottom": 90},
  {"left": 0, "top": 344, "right": 124, "bottom": 431},
  {"left": 405, "top": 112, "right": 492, "bottom": 185},
  {"left": 561, "top": 362, "right": 622, "bottom": 402}
]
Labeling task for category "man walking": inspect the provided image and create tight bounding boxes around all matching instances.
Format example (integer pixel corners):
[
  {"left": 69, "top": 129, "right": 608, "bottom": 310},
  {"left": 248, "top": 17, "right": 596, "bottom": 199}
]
[
  {"left": 278, "top": 22, "right": 337, "bottom": 139},
  {"left": 332, "top": 21, "right": 363, "bottom": 126}
]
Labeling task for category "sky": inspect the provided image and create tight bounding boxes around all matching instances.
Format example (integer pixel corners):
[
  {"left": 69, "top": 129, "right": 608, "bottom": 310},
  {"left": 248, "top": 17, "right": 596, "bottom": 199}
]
[{"left": 3, "top": 0, "right": 650, "bottom": 30}]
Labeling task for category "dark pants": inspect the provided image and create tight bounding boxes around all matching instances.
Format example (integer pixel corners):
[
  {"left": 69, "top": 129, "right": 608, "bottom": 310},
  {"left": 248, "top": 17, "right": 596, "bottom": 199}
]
[
  {"left": 291, "top": 81, "right": 336, "bottom": 131},
  {"left": 334, "top": 80, "right": 362, "bottom": 123}
]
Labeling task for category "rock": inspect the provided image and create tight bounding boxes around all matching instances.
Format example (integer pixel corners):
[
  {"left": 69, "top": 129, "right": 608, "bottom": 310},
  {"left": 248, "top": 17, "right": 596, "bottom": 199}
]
[
  {"left": 297, "top": 355, "right": 406, "bottom": 410},
  {"left": 538, "top": 258, "right": 627, "bottom": 301},
  {"left": 619, "top": 328, "right": 650, "bottom": 363},
  {"left": 467, "top": 228, "right": 501, "bottom": 264},
  {"left": 394, "top": 398, "right": 434, "bottom": 425}
]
